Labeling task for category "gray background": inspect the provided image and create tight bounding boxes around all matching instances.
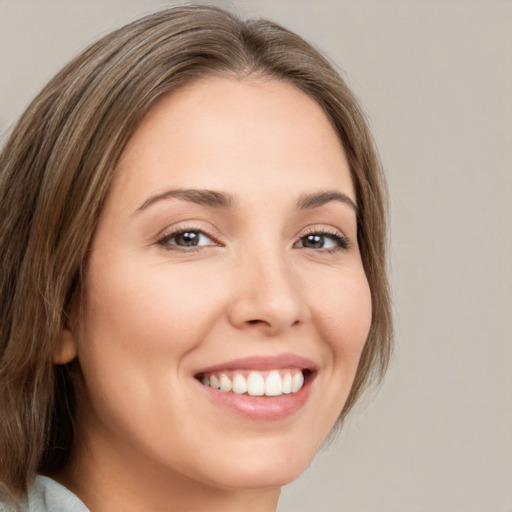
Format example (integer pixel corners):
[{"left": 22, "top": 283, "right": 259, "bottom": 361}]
[{"left": 1, "top": 1, "right": 511, "bottom": 511}]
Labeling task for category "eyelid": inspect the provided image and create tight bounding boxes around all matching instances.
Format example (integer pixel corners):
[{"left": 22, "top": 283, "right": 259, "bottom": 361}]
[
  {"left": 156, "top": 223, "right": 223, "bottom": 250},
  {"left": 154, "top": 222, "right": 351, "bottom": 252},
  {"left": 294, "top": 226, "right": 351, "bottom": 251}
]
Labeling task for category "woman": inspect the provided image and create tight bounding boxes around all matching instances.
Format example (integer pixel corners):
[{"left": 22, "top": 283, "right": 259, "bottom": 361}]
[{"left": 0, "top": 5, "right": 392, "bottom": 511}]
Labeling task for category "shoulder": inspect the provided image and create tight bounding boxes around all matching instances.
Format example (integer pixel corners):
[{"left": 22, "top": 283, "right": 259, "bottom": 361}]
[{"left": 0, "top": 476, "right": 89, "bottom": 512}]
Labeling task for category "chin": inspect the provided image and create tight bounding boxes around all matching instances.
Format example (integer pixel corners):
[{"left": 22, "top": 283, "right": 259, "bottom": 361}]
[
  {"left": 194, "top": 437, "right": 320, "bottom": 491},
  {"left": 207, "top": 462, "right": 308, "bottom": 491}
]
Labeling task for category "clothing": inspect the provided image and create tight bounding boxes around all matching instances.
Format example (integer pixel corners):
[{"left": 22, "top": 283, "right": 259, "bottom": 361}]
[{"left": 0, "top": 476, "right": 89, "bottom": 512}]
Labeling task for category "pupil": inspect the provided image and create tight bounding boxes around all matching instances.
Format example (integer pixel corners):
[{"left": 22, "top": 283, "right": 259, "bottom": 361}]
[
  {"left": 178, "top": 232, "right": 199, "bottom": 246},
  {"left": 305, "top": 234, "right": 324, "bottom": 248}
]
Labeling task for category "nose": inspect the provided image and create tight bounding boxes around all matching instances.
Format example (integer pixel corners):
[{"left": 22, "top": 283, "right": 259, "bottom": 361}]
[{"left": 227, "top": 246, "right": 309, "bottom": 336}]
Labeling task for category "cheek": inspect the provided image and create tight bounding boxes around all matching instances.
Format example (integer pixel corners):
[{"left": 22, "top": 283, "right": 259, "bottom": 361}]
[
  {"left": 74, "top": 255, "right": 228, "bottom": 435},
  {"left": 287, "top": 265, "right": 372, "bottom": 446},
  {"left": 308, "top": 267, "right": 372, "bottom": 366},
  {"left": 304, "top": 268, "right": 372, "bottom": 420},
  {"left": 77, "top": 254, "right": 232, "bottom": 376}
]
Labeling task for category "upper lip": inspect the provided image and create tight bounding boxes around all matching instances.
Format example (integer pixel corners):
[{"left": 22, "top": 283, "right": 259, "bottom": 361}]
[{"left": 194, "top": 353, "right": 317, "bottom": 375}]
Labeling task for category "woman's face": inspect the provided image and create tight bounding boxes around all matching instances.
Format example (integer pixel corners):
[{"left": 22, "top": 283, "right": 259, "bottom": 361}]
[{"left": 65, "top": 77, "right": 372, "bottom": 492}]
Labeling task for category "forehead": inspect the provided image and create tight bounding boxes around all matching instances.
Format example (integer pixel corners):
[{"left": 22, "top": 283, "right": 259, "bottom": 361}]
[{"left": 109, "top": 77, "right": 354, "bottom": 211}]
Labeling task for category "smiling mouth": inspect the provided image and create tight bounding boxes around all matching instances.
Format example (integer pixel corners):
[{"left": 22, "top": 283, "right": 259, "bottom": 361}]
[{"left": 195, "top": 368, "right": 313, "bottom": 397}]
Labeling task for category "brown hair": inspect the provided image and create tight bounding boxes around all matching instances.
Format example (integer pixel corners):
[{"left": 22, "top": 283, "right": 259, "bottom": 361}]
[{"left": 0, "top": 4, "right": 392, "bottom": 501}]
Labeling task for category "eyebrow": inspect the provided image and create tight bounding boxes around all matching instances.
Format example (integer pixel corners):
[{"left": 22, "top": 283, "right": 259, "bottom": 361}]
[
  {"left": 136, "top": 188, "right": 235, "bottom": 211},
  {"left": 296, "top": 190, "right": 358, "bottom": 213},
  {"left": 136, "top": 188, "right": 357, "bottom": 213}
]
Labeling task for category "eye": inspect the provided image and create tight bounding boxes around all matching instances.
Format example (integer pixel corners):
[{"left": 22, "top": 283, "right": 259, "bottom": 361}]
[
  {"left": 294, "top": 230, "right": 349, "bottom": 251},
  {"left": 158, "top": 228, "right": 216, "bottom": 250}
]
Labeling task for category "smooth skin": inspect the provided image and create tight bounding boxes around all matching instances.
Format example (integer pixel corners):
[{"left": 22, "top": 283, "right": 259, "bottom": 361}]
[{"left": 55, "top": 77, "right": 372, "bottom": 512}]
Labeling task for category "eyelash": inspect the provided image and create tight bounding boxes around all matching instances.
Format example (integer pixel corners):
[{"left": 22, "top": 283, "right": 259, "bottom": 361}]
[
  {"left": 295, "top": 228, "right": 350, "bottom": 253},
  {"left": 156, "top": 226, "right": 350, "bottom": 253},
  {"left": 157, "top": 225, "right": 220, "bottom": 252}
]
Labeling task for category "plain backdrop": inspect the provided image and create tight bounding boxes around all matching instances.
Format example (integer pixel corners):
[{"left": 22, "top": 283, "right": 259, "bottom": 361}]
[{"left": 1, "top": 1, "right": 511, "bottom": 511}]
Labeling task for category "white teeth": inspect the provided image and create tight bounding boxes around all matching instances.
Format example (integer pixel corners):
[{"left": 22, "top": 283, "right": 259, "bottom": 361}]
[
  {"left": 292, "top": 372, "right": 304, "bottom": 393},
  {"left": 232, "top": 374, "right": 248, "bottom": 394},
  {"left": 282, "top": 373, "right": 292, "bottom": 394},
  {"left": 219, "top": 374, "right": 232, "bottom": 392},
  {"left": 265, "top": 370, "right": 282, "bottom": 396},
  {"left": 209, "top": 375, "right": 220, "bottom": 389},
  {"left": 200, "top": 369, "right": 306, "bottom": 396},
  {"left": 247, "top": 372, "right": 265, "bottom": 396}
]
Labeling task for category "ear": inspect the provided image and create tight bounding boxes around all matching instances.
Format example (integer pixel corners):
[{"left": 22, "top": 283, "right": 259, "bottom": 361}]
[{"left": 54, "top": 326, "right": 78, "bottom": 364}]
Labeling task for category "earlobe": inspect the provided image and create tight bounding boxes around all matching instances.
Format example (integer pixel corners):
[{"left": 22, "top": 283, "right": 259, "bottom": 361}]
[{"left": 54, "top": 328, "right": 78, "bottom": 364}]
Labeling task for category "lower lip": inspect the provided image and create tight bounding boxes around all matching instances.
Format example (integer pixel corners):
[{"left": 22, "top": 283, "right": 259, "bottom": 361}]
[{"left": 196, "top": 374, "right": 314, "bottom": 421}]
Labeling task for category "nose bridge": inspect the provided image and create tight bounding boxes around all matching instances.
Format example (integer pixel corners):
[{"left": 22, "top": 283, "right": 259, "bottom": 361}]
[{"left": 228, "top": 238, "right": 308, "bottom": 335}]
